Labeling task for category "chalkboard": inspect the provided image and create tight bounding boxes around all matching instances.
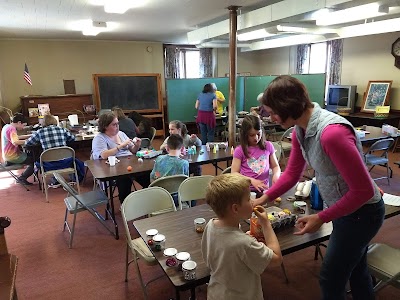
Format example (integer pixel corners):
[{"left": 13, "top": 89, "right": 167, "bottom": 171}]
[
  {"left": 93, "top": 74, "right": 162, "bottom": 113},
  {"left": 166, "top": 77, "right": 245, "bottom": 123},
  {"left": 244, "top": 74, "right": 326, "bottom": 111}
]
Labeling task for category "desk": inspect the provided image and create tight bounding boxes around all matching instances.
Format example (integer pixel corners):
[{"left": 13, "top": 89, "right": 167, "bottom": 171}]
[
  {"left": 133, "top": 200, "right": 400, "bottom": 299},
  {"left": 85, "top": 145, "right": 233, "bottom": 239},
  {"left": 358, "top": 126, "right": 398, "bottom": 144}
]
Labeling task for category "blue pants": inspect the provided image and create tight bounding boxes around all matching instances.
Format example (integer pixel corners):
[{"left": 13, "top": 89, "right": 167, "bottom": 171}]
[
  {"left": 198, "top": 123, "right": 215, "bottom": 145},
  {"left": 319, "top": 199, "right": 384, "bottom": 300}
]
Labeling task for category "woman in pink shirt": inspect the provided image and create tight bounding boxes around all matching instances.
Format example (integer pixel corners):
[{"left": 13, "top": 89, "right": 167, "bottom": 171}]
[
  {"left": 254, "top": 75, "right": 384, "bottom": 300},
  {"left": 231, "top": 115, "right": 280, "bottom": 193}
]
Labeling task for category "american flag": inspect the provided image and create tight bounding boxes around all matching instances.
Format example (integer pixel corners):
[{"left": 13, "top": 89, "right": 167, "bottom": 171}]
[{"left": 24, "top": 63, "right": 32, "bottom": 85}]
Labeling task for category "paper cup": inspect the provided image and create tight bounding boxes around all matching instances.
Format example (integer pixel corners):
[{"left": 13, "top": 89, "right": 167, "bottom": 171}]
[{"left": 108, "top": 156, "right": 116, "bottom": 166}]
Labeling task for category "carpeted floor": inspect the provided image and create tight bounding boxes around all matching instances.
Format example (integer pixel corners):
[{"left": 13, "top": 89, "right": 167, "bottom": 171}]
[{"left": 1, "top": 138, "right": 400, "bottom": 299}]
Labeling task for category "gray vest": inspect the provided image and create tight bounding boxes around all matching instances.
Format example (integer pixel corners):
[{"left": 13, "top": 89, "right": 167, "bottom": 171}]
[{"left": 295, "top": 103, "right": 381, "bottom": 208}]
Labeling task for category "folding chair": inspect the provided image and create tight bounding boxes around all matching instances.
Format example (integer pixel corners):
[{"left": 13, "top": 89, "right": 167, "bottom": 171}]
[
  {"left": 54, "top": 173, "right": 113, "bottom": 248},
  {"left": 277, "top": 126, "right": 294, "bottom": 167},
  {"left": 140, "top": 138, "right": 151, "bottom": 149},
  {"left": 121, "top": 187, "right": 176, "bottom": 299},
  {"left": 178, "top": 175, "right": 214, "bottom": 210},
  {"left": 149, "top": 127, "right": 157, "bottom": 144},
  {"left": 221, "top": 166, "right": 231, "bottom": 174},
  {"left": 367, "top": 243, "right": 400, "bottom": 292},
  {"left": 39, "top": 146, "right": 80, "bottom": 202},
  {"left": 0, "top": 162, "right": 31, "bottom": 191},
  {"left": 149, "top": 175, "right": 189, "bottom": 210},
  {"left": 364, "top": 138, "right": 394, "bottom": 185}
]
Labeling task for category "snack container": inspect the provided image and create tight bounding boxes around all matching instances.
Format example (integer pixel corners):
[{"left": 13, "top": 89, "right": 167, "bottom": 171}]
[
  {"left": 145, "top": 229, "right": 158, "bottom": 249},
  {"left": 163, "top": 248, "right": 178, "bottom": 267},
  {"left": 182, "top": 260, "right": 197, "bottom": 280},
  {"left": 194, "top": 218, "right": 206, "bottom": 233},
  {"left": 175, "top": 252, "right": 191, "bottom": 271},
  {"left": 152, "top": 234, "right": 166, "bottom": 252}
]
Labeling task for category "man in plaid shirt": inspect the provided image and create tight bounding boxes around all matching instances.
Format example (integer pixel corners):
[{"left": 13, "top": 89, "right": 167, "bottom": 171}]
[{"left": 25, "top": 114, "right": 75, "bottom": 188}]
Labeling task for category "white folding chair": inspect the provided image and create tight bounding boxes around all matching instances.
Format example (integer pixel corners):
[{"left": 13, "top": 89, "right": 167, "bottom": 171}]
[
  {"left": 177, "top": 175, "right": 214, "bottom": 210},
  {"left": 121, "top": 187, "right": 176, "bottom": 299}
]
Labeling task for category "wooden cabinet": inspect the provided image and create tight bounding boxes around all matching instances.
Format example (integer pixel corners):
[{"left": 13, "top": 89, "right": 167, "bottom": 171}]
[{"left": 20, "top": 94, "right": 95, "bottom": 125}]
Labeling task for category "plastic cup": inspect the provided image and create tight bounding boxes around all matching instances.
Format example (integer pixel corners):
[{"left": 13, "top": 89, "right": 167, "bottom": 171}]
[
  {"left": 194, "top": 218, "right": 206, "bottom": 233},
  {"left": 182, "top": 260, "right": 197, "bottom": 280},
  {"left": 250, "top": 192, "right": 257, "bottom": 200},
  {"left": 108, "top": 156, "right": 116, "bottom": 166},
  {"left": 175, "top": 252, "right": 191, "bottom": 270}
]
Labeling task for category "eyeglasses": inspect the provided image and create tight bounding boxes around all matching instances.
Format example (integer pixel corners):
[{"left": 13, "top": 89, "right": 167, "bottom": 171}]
[{"left": 110, "top": 122, "right": 119, "bottom": 127}]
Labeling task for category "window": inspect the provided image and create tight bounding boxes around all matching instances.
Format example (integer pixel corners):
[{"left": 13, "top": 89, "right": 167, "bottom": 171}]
[
  {"left": 308, "top": 42, "right": 327, "bottom": 74},
  {"left": 183, "top": 50, "right": 200, "bottom": 78}
]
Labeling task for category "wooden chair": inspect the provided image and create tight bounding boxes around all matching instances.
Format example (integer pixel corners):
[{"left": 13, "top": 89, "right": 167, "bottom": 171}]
[
  {"left": 121, "top": 187, "right": 176, "bottom": 299},
  {"left": 149, "top": 127, "right": 157, "bottom": 144}
]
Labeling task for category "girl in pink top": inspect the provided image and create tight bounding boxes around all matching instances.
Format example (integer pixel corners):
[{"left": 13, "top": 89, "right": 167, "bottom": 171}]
[{"left": 231, "top": 115, "right": 281, "bottom": 192}]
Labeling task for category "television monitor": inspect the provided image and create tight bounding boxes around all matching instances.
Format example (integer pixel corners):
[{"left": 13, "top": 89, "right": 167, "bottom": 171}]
[{"left": 325, "top": 85, "right": 357, "bottom": 113}]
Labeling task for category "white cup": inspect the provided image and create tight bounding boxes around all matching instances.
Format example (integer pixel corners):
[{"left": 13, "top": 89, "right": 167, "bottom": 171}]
[
  {"left": 250, "top": 192, "right": 257, "bottom": 200},
  {"left": 108, "top": 156, "right": 116, "bottom": 166},
  {"left": 182, "top": 260, "right": 197, "bottom": 280}
]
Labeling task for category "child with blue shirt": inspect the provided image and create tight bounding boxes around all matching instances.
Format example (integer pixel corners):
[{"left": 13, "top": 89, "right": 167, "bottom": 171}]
[{"left": 151, "top": 134, "right": 189, "bottom": 207}]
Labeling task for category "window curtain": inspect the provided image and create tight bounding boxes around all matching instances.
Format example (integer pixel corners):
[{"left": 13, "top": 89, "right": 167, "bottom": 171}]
[
  {"left": 199, "top": 48, "right": 212, "bottom": 78},
  {"left": 164, "top": 46, "right": 181, "bottom": 79},
  {"left": 327, "top": 39, "right": 343, "bottom": 85},
  {"left": 296, "top": 44, "right": 310, "bottom": 74}
]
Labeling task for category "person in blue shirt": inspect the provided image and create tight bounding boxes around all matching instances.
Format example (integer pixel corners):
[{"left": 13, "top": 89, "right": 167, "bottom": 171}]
[
  {"left": 195, "top": 83, "right": 217, "bottom": 144},
  {"left": 150, "top": 134, "right": 189, "bottom": 207},
  {"left": 150, "top": 134, "right": 189, "bottom": 181}
]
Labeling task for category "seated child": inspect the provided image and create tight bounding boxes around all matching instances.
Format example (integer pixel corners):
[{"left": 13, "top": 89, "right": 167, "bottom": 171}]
[
  {"left": 202, "top": 173, "right": 282, "bottom": 300},
  {"left": 150, "top": 134, "right": 189, "bottom": 206},
  {"left": 160, "top": 120, "right": 202, "bottom": 176}
]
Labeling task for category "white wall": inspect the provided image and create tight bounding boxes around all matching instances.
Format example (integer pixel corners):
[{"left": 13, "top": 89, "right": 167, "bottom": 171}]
[
  {"left": 0, "top": 40, "right": 164, "bottom": 111},
  {"left": 341, "top": 32, "right": 400, "bottom": 110}
]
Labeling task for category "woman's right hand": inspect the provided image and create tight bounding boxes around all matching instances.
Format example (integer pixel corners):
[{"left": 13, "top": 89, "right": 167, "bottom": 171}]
[{"left": 251, "top": 178, "right": 268, "bottom": 192}]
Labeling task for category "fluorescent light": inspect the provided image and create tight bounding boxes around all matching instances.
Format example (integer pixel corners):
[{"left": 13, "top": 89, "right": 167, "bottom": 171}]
[
  {"left": 275, "top": 25, "right": 338, "bottom": 35},
  {"left": 237, "top": 29, "right": 275, "bottom": 41},
  {"left": 338, "top": 17, "right": 400, "bottom": 38},
  {"left": 69, "top": 19, "right": 117, "bottom": 36},
  {"left": 316, "top": 3, "right": 386, "bottom": 26},
  {"left": 82, "top": 28, "right": 104, "bottom": 36},
  {"left": 250, "top": 34, "right": 326, "bottom": 50}
]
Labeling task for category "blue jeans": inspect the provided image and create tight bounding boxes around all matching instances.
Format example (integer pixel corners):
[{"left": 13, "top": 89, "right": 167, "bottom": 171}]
[
  {"left": 198, "top": 123, "right": 215, "bottom": 145},
  {"left": 320, "top": 199, "right": 385, "bottom": 300}
]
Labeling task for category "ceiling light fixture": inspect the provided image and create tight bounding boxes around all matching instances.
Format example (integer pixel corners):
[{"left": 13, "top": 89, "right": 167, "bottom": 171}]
[
  {"left": 250, "top": 34, "right": 326, "bottom": 50},
  {"left": 274, "top": 25, "right": 338, "bottom": 35},
  {"left": 316, "top": 3, "right": 386, "bottom": 26},
  {"left": 237, "top": 29, "right": 275, "bottom": 41}
]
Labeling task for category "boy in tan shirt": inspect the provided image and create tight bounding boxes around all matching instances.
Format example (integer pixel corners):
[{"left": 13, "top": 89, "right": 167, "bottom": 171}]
[{"left": 201, "top": 173, "right": 282, "bottom": 300}]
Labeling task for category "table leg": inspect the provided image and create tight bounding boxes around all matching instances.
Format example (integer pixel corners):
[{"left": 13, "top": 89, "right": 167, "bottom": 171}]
[
  {"left": 103, "top": 180, "right": 119, "bottom": 240},
  {"left": 190, "top": 288, "right": 196, "bottom": 299},
  {"left": 175, "top": 289, "right": 180, "bottom": 300}
]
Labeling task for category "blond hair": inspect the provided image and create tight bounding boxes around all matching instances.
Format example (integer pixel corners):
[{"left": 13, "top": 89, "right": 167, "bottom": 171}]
[
  {"left": 43, "top": 114, "right": 58, "bottom": 126},
  {"left": 206, "top": 173, "right": 250, "bottom": 218}
]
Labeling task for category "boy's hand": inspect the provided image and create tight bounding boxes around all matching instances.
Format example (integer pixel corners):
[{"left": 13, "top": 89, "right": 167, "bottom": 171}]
[{"left": 253, "top": 205, "right": 269, "bottom": 227}]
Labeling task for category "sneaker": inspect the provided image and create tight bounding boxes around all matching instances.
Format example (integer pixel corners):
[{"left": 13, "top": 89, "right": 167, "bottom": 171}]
[
  {"left": 48, "top": 182, "right": 61, "bottom": 189},
  {"left": 68, "top": 181, "right": 77, "bottom": 186},
  {"left": 16, "top": 177, "right": 33, "bottom": 186}
]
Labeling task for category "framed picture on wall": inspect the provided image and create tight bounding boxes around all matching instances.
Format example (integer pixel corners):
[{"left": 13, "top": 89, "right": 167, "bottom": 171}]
[{"left": 361, "top": 80, "right": 392, "bottom": 113}]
